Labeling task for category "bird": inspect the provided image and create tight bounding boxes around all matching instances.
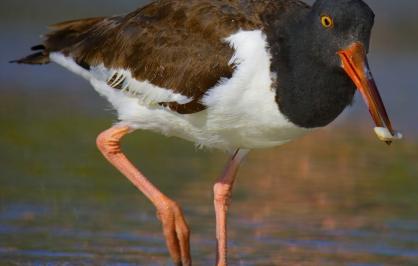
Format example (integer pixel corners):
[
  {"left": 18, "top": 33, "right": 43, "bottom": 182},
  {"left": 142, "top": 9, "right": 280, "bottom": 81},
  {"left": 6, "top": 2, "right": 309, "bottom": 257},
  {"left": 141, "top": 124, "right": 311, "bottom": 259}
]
[{"left": 12, "top": 0, "right": 402, "bottom": 265}]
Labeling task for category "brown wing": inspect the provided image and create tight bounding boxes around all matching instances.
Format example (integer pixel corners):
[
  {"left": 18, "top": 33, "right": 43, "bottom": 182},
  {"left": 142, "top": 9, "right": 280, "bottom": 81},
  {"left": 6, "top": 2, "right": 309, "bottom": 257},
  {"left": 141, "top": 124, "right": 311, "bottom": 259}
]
[{"left": 20, "top": 0, "right": 295, "bottom": 113}]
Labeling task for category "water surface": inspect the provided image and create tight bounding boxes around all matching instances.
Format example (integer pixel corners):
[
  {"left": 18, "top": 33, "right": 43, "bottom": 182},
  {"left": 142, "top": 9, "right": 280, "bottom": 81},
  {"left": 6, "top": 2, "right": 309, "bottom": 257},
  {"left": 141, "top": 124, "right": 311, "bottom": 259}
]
[{"left": 1, "top": 91, "right": 417, "bottom": 265}]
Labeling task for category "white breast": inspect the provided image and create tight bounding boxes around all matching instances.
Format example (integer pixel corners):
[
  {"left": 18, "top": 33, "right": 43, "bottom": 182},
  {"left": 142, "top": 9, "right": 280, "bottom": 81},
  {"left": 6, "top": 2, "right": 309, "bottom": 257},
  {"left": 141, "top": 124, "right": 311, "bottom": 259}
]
[{"left": 50, "top": 30, "right": 308, "bottom": 151}]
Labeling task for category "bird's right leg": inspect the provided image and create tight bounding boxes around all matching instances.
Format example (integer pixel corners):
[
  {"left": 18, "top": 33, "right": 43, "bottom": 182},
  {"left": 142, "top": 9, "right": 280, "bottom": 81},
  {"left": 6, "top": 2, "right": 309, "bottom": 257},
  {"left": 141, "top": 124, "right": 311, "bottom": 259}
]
[
  {"left": 213, "top": 149, "right": 248, "bottom": 266},
  {"left": 96, "top": 125, "right": 191, "bottom": 266}
]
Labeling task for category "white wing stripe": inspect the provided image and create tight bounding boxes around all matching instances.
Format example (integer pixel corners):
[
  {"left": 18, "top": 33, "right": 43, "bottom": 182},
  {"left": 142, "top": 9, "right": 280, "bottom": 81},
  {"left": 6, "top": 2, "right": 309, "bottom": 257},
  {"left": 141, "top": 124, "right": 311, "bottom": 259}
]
[{"left": 50, "top": 52, "right": 192, "bottom": 106}]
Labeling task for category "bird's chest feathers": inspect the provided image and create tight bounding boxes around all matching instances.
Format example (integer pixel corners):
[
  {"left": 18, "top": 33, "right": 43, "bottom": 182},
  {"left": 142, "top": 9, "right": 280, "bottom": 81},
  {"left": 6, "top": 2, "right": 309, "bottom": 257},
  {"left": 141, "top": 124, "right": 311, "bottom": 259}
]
[{"left": 201, "top": 30, "right": 308, "bottom": 149}]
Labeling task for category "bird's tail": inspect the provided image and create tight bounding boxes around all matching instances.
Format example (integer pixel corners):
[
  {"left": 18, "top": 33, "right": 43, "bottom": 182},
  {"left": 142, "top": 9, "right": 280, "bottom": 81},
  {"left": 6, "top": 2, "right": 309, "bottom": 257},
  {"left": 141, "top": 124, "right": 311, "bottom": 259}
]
[
  {"left": 10, "top": 17, "right": 105, "bottom": 65},
  {"left": 10, "top": 45, "right": 50, "bottom": 65}
]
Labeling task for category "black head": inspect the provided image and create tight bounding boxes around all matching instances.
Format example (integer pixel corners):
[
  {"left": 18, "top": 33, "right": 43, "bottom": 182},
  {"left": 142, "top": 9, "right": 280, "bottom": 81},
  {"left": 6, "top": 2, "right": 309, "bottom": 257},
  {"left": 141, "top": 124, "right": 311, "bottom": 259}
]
[
  {"left": 307, "top": 0, "right": 375, "bottom": 67},
  {"left": 274, "top": 0, "right": 396, "bottom": 139},
  {"left": 309, "top": 0, "right": 395, "bottom": 139}
]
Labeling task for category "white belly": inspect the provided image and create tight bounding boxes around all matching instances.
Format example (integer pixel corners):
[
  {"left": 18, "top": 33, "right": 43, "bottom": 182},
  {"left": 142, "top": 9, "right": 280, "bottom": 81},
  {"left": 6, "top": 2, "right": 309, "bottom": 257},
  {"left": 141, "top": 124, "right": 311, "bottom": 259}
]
[{"left": 50, "top": 30, "right": 308, "bottom": 151}]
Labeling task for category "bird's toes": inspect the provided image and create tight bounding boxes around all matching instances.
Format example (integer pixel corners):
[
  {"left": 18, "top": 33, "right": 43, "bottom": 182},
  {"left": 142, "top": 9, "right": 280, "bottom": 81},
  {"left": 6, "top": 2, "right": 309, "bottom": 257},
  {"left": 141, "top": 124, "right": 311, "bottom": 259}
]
[{"left": 156, "top": 200, "right": 191, "bottom": 266}]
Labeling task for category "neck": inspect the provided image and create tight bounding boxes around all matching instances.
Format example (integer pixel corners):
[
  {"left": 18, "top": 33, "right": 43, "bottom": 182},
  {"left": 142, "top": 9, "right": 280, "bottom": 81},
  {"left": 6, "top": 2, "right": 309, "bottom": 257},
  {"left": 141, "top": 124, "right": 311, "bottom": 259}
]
[{"left": 263, "top": 6, "right": 356, "bottom": 129}]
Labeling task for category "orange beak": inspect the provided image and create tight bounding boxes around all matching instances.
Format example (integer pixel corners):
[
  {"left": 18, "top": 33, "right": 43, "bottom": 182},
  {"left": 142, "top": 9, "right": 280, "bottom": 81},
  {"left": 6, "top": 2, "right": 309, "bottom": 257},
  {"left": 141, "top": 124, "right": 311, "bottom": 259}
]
[{"left": 338, "top": 43, "right": 395, "bottom": 144}]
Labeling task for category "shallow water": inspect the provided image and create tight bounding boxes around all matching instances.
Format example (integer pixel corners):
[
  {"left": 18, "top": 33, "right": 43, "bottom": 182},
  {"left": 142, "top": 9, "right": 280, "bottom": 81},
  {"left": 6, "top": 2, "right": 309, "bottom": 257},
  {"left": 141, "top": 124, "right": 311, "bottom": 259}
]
[{"left": 1, "top": 91, "right": 417, "bottom": 265}]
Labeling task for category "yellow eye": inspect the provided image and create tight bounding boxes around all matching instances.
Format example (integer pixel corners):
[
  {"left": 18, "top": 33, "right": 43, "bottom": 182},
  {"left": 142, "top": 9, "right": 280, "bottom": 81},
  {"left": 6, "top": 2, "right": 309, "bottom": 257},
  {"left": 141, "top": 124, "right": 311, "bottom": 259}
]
[{"left": 321, "top": 15, "right": 334, "bottom": 28}]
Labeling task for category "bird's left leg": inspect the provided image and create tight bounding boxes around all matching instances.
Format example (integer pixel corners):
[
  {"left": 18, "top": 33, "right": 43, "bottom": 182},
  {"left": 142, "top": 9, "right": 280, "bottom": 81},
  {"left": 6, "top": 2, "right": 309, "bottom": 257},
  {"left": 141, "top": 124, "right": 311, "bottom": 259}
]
[
  {"left": 213, "top": 149, "right": 249, "bottom": 266},
  {"left": 96, "top": 125, "right": 191, "bottom": 266}
]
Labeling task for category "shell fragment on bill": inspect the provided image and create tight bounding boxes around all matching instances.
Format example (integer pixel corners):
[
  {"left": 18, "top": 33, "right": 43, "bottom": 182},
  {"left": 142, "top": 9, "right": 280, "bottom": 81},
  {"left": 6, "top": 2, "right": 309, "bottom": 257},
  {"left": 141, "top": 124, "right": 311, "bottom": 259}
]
[{"left": 374, "top": 127, "right": 403, "bottom": 142}]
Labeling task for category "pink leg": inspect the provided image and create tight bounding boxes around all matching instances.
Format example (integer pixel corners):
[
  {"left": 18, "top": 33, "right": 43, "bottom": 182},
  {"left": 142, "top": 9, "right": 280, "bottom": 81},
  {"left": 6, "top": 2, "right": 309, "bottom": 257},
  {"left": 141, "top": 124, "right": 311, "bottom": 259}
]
[
  {"left": 96, "top": 126, "right": 191, "bottom": 266},
  {"left": 213, "top": 149, "right": 248, "bottom": 266}
]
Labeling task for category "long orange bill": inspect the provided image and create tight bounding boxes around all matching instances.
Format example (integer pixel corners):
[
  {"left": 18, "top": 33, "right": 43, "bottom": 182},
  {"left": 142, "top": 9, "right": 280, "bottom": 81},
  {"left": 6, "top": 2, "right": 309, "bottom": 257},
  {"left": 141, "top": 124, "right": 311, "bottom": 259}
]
[{"left": 337, "top": 42, "right": 395, "bottom": 144}]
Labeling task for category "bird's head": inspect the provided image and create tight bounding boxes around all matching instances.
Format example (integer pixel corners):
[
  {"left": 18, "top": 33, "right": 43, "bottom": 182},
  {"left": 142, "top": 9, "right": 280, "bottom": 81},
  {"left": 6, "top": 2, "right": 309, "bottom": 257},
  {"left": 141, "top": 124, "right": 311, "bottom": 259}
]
[{"left": 305, "top": 0, "right": 400, "bottom": 143}]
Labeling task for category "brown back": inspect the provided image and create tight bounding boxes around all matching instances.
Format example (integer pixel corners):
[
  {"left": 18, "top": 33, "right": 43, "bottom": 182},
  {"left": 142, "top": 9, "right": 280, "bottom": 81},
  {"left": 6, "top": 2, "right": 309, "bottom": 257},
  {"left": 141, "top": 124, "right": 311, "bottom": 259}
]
[{"left": 27, "top": 0, "right": 307, "bottom": 113}]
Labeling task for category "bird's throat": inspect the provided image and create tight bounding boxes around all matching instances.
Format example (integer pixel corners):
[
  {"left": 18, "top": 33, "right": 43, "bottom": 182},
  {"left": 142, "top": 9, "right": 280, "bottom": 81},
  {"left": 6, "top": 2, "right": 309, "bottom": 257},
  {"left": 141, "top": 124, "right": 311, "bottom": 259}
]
[{"left": 274, "top": 59, "right": 356, "bottom": 128}]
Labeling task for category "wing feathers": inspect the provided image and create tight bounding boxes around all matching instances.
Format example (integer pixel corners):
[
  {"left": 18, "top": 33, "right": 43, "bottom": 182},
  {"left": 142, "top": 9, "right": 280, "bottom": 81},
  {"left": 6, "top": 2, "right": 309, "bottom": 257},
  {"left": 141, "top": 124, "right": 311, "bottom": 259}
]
[{"left": 16, "top": 0, "right": 287, "bottom": 114}]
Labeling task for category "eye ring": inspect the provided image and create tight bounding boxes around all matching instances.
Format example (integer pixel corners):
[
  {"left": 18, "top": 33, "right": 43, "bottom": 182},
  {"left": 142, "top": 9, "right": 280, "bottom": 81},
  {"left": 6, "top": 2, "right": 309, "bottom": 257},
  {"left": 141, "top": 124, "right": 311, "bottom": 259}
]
[{"left": 321, "top": 15, "right": 334, "bottom": 28}]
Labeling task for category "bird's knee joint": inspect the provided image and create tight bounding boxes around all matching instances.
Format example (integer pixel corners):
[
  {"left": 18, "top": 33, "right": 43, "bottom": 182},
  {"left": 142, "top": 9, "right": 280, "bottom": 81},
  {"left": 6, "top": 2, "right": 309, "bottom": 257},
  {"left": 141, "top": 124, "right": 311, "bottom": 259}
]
[
  {"left": 96, "top": 131, "right": 121, "bottom": 154},
  {"left": 96, "top": 127, "right": 131, "bottom": 155}
]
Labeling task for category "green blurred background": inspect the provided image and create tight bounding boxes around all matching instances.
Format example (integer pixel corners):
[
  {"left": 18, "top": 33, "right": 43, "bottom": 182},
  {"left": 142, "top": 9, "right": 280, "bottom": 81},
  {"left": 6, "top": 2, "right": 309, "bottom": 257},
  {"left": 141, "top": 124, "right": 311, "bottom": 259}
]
[{"left": 1, "top": 1, "right": 417, "bottom": 265}]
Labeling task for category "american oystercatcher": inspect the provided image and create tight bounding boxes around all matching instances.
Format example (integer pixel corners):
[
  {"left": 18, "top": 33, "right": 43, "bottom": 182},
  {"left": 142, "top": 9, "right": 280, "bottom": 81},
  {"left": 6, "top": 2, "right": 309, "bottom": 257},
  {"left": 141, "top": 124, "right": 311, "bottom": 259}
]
[{"left": 12, "top": 0, "right": 402, "bottom": 265}]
